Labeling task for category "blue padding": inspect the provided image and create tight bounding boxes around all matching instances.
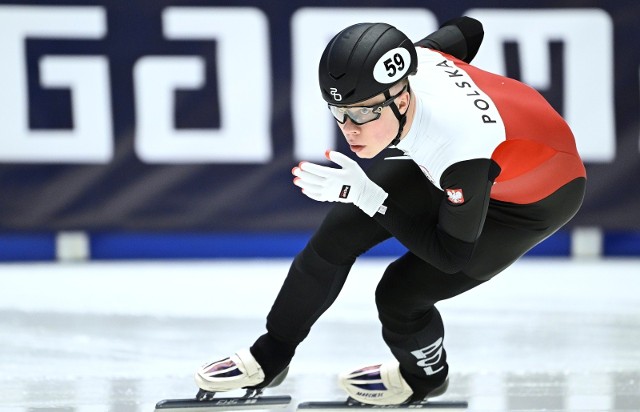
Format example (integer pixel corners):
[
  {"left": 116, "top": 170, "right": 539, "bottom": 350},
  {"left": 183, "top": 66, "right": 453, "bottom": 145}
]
[
  {"left": 0, "top": 233, "right": 55, "bottom": 261},
  {"left": 5, "top": 230, "right": 639, "bottom": 261},
  {"left": 365, "top": 237, "right": 407, "bottom": 257},
  {"left": 89, "top": 230, "right": 571, "bottom": 260},
  {"left": 91, "top": 232, "right": 408, "bottom": 259},
  {"left": 604, "top": 232, "right": 640, "bottom": 256},
  {"left": 91, "top": 232, "right": 413, "bottom": 259},
  {"left": 524, "top": 231, "right": 571, "bottom": 256},
  {"left": 90, "top": 232, "right": 312, "bottom": 259}
]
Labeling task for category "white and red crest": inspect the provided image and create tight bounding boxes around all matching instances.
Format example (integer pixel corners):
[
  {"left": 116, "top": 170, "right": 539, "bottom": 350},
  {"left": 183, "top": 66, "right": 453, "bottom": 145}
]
[{"left": 446, "top": 188, "right": 464, "bottom": 204}]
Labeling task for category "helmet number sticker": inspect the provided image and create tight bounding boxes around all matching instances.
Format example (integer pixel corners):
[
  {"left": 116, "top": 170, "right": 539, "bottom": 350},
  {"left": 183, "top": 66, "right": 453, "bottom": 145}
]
[
  {"left": 373, "top": 47, "right": 411, "bottom": 84},
  {"left": 384, "top": 54, "right": 404, "bottom": 77}
]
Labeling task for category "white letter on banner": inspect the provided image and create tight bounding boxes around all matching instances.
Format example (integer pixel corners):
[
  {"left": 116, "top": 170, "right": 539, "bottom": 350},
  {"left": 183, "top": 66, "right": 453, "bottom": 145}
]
[
  {"left": 291, "top": 8, "right": 438, "bottom": 161},
  {"left": 466, "top": 8, "right": 615, "bottom": 162},
  {"left": 134, "top": 7, "right": 271, "bottom": 163},
  {"left": 0, "top": 6, "right": 110, "bottom": 163}
]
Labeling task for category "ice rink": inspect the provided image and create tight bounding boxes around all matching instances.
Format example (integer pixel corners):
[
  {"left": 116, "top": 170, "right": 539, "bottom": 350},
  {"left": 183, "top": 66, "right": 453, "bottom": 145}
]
[{"left": 1, "top": 257, "right": 639, "bottom": 412}]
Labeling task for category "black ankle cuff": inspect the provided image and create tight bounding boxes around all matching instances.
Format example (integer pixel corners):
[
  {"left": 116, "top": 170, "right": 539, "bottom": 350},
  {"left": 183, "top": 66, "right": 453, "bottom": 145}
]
[
  {"left": 250, "top": 333, "right": 296, "bottom": 385},
  {"left": 399, "top": 365, "right": 449, "bottom": 401}
]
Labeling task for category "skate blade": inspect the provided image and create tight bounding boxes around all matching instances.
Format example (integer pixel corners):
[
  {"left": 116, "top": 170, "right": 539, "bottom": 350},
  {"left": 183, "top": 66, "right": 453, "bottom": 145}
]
[
  {"left": 155, "top": 395, "right": 292, "bottom": 411},
  {"left": 297, "top": 399, "right": 468, "bottom": 411}
]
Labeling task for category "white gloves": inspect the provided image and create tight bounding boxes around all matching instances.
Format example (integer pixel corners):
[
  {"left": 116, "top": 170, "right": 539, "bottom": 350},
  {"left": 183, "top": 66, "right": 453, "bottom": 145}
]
[{"left": 292, "top": 150, "right": 388, "bottom": 217}]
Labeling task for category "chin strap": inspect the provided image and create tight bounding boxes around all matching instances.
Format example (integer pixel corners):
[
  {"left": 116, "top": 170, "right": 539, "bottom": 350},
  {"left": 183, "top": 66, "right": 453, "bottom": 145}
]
[{"left": 386, "top": 83, "right": 411, "bottom": 147}]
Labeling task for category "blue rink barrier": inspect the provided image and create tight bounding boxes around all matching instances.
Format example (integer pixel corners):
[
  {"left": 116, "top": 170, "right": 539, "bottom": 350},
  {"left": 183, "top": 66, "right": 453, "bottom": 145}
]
[
  {"left": 604, "top": 231, "right": 640, "bottom": 256},
  {"left": 86, "top": 231, "right": 570, "bottom": 259},
  {"left": 2, "top": 230, "right": 640, "bottom": 261},
  {"left": 0, "top": 233, "right": 56, "bottom": 261}
]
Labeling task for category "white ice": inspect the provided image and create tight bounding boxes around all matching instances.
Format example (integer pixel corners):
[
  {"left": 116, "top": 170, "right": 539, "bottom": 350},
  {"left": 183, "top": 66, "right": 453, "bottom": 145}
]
[{"left": 0, "top": 257, "right": 639, "bottom": 411}]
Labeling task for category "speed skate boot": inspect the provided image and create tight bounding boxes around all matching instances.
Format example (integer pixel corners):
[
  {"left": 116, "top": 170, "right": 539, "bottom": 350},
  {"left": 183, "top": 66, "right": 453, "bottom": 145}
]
[
  {"left": 195, "top": 348, "right": 267, "bottom": 396},
  {"left": 338, "top": 360, "right": 448, "bottom": 405}
]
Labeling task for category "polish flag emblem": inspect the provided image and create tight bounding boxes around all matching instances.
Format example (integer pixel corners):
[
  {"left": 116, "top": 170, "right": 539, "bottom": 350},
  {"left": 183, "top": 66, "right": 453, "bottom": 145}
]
[{"left": 446, "top": 188, "right": 464, "bottom": 204}]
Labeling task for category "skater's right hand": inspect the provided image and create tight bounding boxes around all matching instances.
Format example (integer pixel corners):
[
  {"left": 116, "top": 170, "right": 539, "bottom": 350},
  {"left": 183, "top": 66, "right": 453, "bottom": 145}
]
[{"left": 292, "top": 150, "right": 388, "bottom": 217}]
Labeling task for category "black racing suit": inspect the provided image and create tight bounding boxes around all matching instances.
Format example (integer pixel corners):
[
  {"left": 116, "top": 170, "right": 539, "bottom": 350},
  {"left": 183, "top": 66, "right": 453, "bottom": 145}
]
[{"left": 248, "top": 18, "right": 586, "bottom": 400}]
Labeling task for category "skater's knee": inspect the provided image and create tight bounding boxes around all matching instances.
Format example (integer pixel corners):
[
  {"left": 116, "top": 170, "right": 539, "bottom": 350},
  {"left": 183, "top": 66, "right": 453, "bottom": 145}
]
[
  {"left": 309, "top": 203, "right": 385, "bottom": 265},
  {"left": 306, "top": 227, "right": 359, "bottom": 266},
  {"left": 294, "top": 243, "right": 352, "bottom": 277}
]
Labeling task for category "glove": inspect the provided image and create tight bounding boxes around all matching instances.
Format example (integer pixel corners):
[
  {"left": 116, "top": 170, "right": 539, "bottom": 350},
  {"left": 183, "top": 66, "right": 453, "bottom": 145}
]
[{"left": 292, "top": 150, "right": 388, "bottom": 217}]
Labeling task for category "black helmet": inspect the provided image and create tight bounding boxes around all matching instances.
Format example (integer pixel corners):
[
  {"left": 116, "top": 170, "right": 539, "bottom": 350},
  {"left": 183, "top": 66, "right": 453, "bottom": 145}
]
[{"left": 318, "top": 22, "right": 417, "bottom": 106}]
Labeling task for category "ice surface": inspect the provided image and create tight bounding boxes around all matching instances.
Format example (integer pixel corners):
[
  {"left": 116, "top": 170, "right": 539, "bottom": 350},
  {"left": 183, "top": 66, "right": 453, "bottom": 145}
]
[{"left": 0, "top": 258, "right": 639, "bottom": 411}]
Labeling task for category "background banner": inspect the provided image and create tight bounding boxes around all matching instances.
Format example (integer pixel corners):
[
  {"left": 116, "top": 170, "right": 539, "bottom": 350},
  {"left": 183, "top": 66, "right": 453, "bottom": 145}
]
[{"left": 0, "top": 1, "right": 638, "bottom": 239}]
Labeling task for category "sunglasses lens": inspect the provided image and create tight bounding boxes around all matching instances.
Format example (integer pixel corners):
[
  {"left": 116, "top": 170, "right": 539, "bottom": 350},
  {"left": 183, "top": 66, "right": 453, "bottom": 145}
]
[
  {"left": 327, "top": 84, "right": 406, "bottom": 125},
  {"left": 348, "top": 108, "right": 376, "bottom": 124},
  {"left": 328, "top": 105, "right": 380, "bottom": 125},
  {"left": 329, "top": 105, "right": 347, "bottom": 123}
]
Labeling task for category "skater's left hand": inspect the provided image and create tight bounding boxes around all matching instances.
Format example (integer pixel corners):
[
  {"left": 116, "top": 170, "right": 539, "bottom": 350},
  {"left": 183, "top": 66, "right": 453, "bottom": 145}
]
[{"left": 292, "top": 150, "right": 388, "bottom": 217}]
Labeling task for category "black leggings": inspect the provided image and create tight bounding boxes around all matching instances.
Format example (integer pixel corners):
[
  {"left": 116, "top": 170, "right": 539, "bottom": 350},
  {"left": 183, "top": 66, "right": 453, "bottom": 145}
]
[{"left": 252, "top": 150, "right": 585, "bottom": 396}]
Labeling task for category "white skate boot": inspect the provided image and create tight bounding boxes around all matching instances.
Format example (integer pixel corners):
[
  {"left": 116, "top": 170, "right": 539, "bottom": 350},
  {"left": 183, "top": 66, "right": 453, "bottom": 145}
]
[
  {"left": 338, "top": 360, "right": 413, "bottom": 405},
  {"left": 154, "top": 349, "right": 292, "bottom": 410},
  {"left": 195, "top": 348, "right": 266, "bottom": 393}
]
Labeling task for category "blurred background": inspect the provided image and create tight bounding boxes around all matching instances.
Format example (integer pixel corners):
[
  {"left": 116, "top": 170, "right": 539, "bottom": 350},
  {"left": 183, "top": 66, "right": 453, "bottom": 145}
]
[{"left": 0, "top": 1, "right": 638, "bottom": 411}]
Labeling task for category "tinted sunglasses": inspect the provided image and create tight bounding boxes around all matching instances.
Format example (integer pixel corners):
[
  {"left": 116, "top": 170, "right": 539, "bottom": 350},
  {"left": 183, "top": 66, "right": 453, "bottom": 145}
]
[{"left": 328, "top": 85, "right": 407, "bottom": 125}]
